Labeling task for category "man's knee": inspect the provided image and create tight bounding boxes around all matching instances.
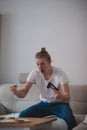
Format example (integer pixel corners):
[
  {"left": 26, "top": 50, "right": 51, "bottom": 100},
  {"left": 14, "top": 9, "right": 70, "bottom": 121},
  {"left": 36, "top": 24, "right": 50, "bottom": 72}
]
[{"left": 19, "top": 110, "right": 27, "bottom": 117}]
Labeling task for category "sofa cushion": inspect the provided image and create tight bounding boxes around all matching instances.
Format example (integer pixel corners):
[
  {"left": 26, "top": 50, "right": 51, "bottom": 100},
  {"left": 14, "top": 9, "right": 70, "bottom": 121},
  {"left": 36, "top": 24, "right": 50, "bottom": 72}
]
[
  {"left": 72, "top": 122, "right": 87, "bottom": 130},
  {"left": 0, "top": 84, "right": 17, "bottom": 113},
  {"left": 18, "top": 73, "right": 29, "bottom": 84},
  {"left": 69, "top": 84, "right": 87, "bottom": 115},
  {"left": 0, "top": 104, "right": 7, "bottom": 115},
  {"left": 14, "top": 84, "right": 40, "bottom": 112},
  {"left": 74, "top": 114, "right": 86, "bottom": 124},
  {"left": 52, "top": 118, "right": 68, "bottom": 130},
  {"left": 0, "top": 84, "right": 40, "bottom": 113}
]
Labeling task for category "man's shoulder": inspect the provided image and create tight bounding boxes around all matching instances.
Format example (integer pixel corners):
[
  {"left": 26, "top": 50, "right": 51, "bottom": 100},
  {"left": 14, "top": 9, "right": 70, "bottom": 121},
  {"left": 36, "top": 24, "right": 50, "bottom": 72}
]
[
  {"left": 30, "top": 69, "right": 41, "bottom": 75},
  {"left": 53, "top": 66, "right": 67, "bottom": 78},
  {"left": 53, "top": 66, "right": 64, "bottom": 73}
]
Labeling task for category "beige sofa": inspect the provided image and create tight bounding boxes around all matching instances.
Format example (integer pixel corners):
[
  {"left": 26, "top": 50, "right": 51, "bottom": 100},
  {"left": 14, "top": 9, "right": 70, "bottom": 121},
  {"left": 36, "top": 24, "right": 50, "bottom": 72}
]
[
  {"left": 0, "top": 73, "right": 87, "bottom": 130},
  {"left": 69, "top": 84, "right": 87, "bottom": 130}
]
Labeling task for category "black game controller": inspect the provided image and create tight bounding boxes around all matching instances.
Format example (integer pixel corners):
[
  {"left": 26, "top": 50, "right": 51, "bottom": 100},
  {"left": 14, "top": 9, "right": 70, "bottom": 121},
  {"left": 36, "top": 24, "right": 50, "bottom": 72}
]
[{"left": 47, "top": 82, "right": 59, "bottom": 91}]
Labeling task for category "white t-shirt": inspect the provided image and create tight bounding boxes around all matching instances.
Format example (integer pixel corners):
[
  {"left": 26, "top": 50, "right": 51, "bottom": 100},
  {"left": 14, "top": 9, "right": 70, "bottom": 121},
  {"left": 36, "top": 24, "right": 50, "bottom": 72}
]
[{"left": 27, "top": 66, "right": 69, "bottom": 103}]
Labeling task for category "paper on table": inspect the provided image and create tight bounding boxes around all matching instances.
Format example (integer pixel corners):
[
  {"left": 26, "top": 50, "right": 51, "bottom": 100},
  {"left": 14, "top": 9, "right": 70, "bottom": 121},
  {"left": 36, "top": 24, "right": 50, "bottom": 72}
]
[{"left": 0, "top": 117, "right": 31, "bottom": 123}]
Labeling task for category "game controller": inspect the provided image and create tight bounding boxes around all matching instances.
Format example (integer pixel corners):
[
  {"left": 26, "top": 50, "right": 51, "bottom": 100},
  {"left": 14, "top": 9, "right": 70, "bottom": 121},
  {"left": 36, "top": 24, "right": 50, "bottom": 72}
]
[{"left": 47, "top": 82, "right": 59, "bottom": 91}]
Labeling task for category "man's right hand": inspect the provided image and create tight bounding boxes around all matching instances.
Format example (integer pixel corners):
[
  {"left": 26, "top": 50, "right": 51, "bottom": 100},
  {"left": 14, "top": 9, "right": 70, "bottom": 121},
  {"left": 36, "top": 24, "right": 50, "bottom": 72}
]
[
  {"left": 10, "top": 81, "right": 32, "bottom": 98},
  {"left": 10, "top": 85, "right": 18, "bottom": 95}
]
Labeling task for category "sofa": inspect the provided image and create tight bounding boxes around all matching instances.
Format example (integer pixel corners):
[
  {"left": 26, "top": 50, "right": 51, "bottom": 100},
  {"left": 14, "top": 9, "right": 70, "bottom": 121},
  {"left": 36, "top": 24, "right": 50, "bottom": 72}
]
[{"left": 0, "top": 73, "right": 87, "bottom": 130}]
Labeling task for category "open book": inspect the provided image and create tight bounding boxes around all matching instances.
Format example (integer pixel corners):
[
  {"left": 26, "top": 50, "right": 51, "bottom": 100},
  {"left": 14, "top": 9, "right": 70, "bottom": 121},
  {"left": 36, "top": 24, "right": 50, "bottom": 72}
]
[{"left": 83, "top": 115, "right": 87, "bottom": 125}]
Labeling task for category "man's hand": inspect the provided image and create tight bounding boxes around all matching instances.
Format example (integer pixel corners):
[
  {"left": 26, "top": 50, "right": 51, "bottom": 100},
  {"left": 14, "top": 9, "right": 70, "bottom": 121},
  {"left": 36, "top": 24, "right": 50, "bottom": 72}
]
[
  {"left": 10, "top": 81, "right": 32, "bottom": 98},
  {"left": 10, "top": 85, "right": 18, "bottom": 95},
  {"left": 10, "top": 84, "right": 26, "bottom": 98},
  {"left": 54, "top": 89, "right": 61, "bottom": 99},
  {"left": 53, "top": 83, "right": 70, "bottom": 102}
]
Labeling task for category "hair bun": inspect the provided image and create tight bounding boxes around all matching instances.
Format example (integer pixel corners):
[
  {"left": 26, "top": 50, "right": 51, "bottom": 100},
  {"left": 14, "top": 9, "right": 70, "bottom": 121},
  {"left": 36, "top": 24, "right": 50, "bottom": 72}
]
[{"left": 41, "top": 47, "right": 46, "bottom": 52}]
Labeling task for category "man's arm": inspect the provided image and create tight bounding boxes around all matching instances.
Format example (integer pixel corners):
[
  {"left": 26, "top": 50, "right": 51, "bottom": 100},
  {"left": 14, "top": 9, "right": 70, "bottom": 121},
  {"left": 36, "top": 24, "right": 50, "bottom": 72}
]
[
  {"left": 10, "top": 81, "right": 32, "bottom": 98},
  {"left": 54, "top": 83, "right": 70, "bottom": 102}
]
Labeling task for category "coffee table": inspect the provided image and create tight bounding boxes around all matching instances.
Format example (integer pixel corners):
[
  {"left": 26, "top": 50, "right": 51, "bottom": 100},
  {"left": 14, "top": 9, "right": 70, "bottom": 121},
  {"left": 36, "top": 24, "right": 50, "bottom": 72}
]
[{"left": 0, "top": 117, "right": 57, "bottom": 130}]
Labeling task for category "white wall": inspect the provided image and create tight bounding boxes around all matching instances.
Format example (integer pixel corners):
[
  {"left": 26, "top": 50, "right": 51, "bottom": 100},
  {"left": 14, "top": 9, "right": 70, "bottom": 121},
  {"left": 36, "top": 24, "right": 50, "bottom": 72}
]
[
  {"left": 0, "top": 0, "right": 87, "bottom": 84},
  {"left": 0, "top": 15, "right": 1, "bottom": 83}
]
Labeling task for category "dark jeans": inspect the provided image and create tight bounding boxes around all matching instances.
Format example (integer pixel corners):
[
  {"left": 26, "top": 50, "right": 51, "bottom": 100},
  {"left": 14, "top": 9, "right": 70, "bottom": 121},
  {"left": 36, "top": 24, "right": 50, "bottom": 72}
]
[{"left": 19, "top": 101, "right": 77, "bottom": 130}]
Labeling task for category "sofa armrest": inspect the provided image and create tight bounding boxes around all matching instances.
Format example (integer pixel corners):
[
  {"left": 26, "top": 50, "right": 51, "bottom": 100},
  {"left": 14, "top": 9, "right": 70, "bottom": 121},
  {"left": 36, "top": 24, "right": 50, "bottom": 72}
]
[
  {"left": 72, "top": 123, "right": 87, "bottom": 130},
  {"left": 74, "top": 114, "right": 86, "bottom": 124}
]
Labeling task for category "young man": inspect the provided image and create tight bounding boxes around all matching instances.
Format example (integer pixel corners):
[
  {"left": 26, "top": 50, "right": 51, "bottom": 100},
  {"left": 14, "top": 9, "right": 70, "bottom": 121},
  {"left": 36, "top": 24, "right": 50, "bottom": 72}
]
[{"left": 10, "top": 48, "right": 77, "bottom": 130}]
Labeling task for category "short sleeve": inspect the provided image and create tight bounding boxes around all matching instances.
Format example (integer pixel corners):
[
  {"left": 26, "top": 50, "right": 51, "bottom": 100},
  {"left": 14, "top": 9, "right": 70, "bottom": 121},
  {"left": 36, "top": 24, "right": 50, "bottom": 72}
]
[
  {"left": 27, "top": 71, "right": 36, "bottom": 84},
  {"left": 59, "top": 71, "right": 69, "bottom": 85}
]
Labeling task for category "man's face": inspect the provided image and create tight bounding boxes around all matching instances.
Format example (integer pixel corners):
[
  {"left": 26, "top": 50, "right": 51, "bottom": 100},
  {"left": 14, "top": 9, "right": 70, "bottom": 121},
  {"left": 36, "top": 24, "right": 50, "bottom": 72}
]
[{"left": 36, "top": 58, "right": 51, "bottom": 73}]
